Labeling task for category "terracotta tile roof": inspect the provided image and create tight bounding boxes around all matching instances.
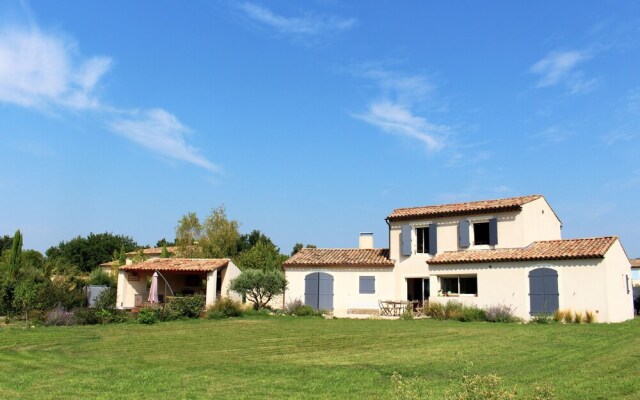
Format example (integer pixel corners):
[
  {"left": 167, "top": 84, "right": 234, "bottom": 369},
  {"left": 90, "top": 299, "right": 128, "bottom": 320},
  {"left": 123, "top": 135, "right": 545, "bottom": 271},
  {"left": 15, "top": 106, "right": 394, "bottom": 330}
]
[
  {"left": 282, "top": 248, "right": 394, "bottom": 268},
  {"left": 126, "top": 246, "right": 177, "bottom": 256},
  {"left": 120, "top": 258, "right": 229, "bottom": 272},
  {"left": 429, "top": 237, "right": 618, "bottom": 265},
  {"left": 388, "top": 194, "right": 542, "bottom": 221},
  {"left": 631, "top": 258, "right": 640, "bottom": 268}
]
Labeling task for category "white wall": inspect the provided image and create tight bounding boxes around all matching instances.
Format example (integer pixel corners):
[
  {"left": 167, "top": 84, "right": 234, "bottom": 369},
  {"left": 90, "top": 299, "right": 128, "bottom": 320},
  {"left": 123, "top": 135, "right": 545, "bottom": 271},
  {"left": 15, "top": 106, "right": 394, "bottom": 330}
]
[
  {"left": 428, "top": 241, "right": 634, "bottom": 322},
  {"left": 285, "top": 267, "right": 395, "bottom": 317}
]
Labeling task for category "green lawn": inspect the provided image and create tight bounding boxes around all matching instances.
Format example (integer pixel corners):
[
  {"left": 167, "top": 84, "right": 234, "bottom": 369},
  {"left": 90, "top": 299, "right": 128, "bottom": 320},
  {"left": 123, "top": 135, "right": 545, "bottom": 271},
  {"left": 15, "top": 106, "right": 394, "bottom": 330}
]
[{"left": 0, "top": 317, "right": 639, "bottom": 399}]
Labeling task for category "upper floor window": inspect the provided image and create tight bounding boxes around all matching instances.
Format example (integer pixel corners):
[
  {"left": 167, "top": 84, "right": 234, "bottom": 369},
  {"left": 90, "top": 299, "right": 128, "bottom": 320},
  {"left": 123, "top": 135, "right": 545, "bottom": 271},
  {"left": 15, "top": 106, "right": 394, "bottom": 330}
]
[
  {"left": 473, "top": 222, "right": 490, "bottom": 245},
  {"left": 416, "top": 227, "right": 430, "bottom": 254}
]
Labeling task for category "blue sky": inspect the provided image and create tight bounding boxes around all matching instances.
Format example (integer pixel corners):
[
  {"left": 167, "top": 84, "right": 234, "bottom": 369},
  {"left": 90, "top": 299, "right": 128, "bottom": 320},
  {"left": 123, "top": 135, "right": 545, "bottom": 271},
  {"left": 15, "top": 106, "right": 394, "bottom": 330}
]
[{"left": 0, "top": 1, "right": 639, "bottom": 257}]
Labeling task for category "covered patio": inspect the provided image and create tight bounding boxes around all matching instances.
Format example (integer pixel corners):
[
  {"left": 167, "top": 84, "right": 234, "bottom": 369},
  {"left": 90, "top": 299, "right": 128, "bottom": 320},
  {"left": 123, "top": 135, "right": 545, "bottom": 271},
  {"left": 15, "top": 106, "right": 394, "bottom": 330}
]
[{"left": 116, "top": 258, "right": 242, "bottom": 309}]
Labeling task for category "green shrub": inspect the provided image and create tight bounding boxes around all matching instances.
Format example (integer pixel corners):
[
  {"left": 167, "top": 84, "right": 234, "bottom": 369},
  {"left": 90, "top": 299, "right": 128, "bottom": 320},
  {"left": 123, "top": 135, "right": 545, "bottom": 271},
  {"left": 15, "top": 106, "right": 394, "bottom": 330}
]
[
  {"left": 93, "top": 288, "right": 116, "bottom": 310},
  {"left": 165, "top": 294, "right": 205, "bottom": 319},
  {"left": 293, "top": 305, "right": 319, "bottom": 316},
  {"left": 400, "top": 308, "right": 414, "bottom": 320},
  {"left": 426, "top": 302, "right": 447, "bottom": 320},
  {"left": 444, "top": 301, "right": 464, "bottom": 320},
  {"left": 137, "top": 306, "right": 161, "bottom": 324},
  {"left": 243, "top": 308, "right": 271, "bottom": 317},
  {"left": 206, "top": 310, "right": 226, "bottom": 320},
  {"left": 205, "top": 297, "right": 244, "bottom": 319},
  {"left": 530, "top": 314, "right": 552, "bottom": 324},
  {"left": 285, "top": 297, "right": 304, "bottom": 314},
  {"left": 448, "top": 373, "right": 518, "bottom": 400},
  {"left": 457, "top": 305, "right": 486, "bottom": 322},
  {"left": 88, "top": 268, "right": 116, "bottom": 287},
  {"left": 73, "top": 308, "right": 100, "bottom": 325}
]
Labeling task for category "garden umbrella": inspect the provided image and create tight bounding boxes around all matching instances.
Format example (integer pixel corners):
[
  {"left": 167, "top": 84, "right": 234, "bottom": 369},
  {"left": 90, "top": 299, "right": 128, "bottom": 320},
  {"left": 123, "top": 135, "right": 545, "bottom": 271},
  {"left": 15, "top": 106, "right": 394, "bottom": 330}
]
[{"left": 148, "top": 271, "right": 159, "bottom": 304}]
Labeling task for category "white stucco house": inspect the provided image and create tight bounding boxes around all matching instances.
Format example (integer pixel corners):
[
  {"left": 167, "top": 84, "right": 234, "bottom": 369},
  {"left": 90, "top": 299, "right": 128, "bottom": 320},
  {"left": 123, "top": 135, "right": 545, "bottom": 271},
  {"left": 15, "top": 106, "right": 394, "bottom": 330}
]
[
  {"left": 116, "top": 257, "right": 241, "bottom": 309},
  {"left": 283, "top": 195, "right": 634, "bottom": 322}
]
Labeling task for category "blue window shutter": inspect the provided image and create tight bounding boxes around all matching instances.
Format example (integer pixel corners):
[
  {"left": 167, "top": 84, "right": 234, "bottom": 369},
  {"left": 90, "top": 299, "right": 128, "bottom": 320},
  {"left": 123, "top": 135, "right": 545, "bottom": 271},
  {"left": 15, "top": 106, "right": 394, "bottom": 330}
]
[
  {"left": 401, "top": 225, "right": 412, "bottom": 256},
  {"left": 626, "top": 275, "right": 630, "bottom": 294},
  {"left": 428, "top": 223, "right": 438, "bottom": 255},
  {"left": 459, "top": 220, "right": 470, "bottom": 248},
  {"left": 359, "top": 276, "right": 375, "bottom": 294},
  {"left": 489, "top": 217, "right": 498, "bottom": 246}
]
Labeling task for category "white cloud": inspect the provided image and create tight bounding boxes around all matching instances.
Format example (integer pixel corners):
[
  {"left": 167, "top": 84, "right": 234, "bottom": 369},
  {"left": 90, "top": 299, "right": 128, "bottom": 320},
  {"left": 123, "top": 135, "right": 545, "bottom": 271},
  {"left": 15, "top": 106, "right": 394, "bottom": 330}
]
[
  {"left": 354, "top": 100, "right": 446, "bottom": 151},
  {"left": 530, "top": 50, "right": 591, "bottom": 89},
  {"left": 238, "top": 2, "right": 356, "bottom": 36},
  {"left": 0, "top": 27, "right": 111, "bottom": 109},
  {"left": 110, "top": 109, "right": 219, "bottom": 173},
  {"left": 354, "top": 64, "right": 433, "bottom": 104},
  {"left": 0, "top": 24, "right": 218, "bottom": 174}
]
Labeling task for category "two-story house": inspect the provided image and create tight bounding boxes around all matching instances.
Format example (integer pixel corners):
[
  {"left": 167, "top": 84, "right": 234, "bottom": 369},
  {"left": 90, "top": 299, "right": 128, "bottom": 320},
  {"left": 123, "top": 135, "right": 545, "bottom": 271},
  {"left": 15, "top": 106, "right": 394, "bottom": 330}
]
[{"left": 283, "top": 195, "right": 634, "bottom": 322}]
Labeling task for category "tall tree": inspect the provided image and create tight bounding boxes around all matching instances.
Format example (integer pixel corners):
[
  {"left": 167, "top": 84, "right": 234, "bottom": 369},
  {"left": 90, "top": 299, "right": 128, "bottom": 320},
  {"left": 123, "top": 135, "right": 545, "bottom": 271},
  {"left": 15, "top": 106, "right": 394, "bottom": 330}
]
[
  {"left": 46, "top": 232, "right": 138, "bottom": 272},
  {"left": 118, "top": 245, "right": 126, "bottom": 266},
  {"left": 0, "top": 235, "right": 13, "bottom": 254},
  {"left": 291, "top": 243, "right": 316, "bottom": 256},
  {"left": 236, "top": 241, "right": 288, "bottom": 271},
  {"left": 175, "top": 212, "right": 202, "bottom": 257},
  {"left": 160, "top": 244, "right": 170, "bottom": 258},
  {"left": 200, "top": 205, "right": 240, "bottom": 258},
  {"left": 7, "top": 230, "right": 22, "bottom": 279},
  {"left": 156, "top": 238, "right": 175, "bottom": 247},
  {"left": 237, "top": 230, "right": 276, "bottom": 254}
]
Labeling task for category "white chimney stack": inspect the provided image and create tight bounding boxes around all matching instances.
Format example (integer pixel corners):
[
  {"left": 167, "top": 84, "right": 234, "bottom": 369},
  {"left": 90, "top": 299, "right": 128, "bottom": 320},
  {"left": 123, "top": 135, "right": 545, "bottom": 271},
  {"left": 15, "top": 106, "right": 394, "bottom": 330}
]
[{"left": 359, "top": 232, "right": 374, "bottom": 249}]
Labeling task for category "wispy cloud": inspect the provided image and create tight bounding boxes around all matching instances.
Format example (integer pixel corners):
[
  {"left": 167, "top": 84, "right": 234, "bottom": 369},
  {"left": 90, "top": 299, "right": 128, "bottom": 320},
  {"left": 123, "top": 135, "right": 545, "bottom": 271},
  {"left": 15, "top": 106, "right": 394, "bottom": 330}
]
[
  {"left": 529, "top": 50, "right": 597, "bottom": 94},
  {"left": 351, "top": 64, "right": 449, "bottom": 151},
  {"left": 110, "top": 109, "right": 219, "bottom": 173},
  {"left": 0, "top": 24, "right": 217, "bottom": 173},
  {"left": 238, "top": 2, "right": 356, "bottom": 36},
  {"left": 354, "top": 101, "right": 447, "bottom": 151},
  {"left": 0, "top": 26, "right": 111, "bottom": 109},
  {"left": 532, "top": 125, "right": 574, "bottom": 144}
]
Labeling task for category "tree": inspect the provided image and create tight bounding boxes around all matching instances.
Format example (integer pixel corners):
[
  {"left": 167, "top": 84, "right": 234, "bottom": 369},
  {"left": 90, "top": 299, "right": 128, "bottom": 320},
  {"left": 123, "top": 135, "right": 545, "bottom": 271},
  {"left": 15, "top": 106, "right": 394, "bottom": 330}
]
[
  {"left": 156, "top": 238, "right": 175, "bottom": 247},
  {"left": 8, "top": 230, "right": 23, "bottom": 279},
  {"left": 12, "top": 277, "right": 47, "bottom": 326},
  {"left": 237, "top": 230, "right": 276, "bottom": 254},
  {"left": 175, "top": 206, "right": 240, "bottom": 258},
  {"left": 200, "top": 205, "right": 239, "bottom": 258},
  {"left": 160, "top": 244, "right": 170, "bottom": 258},
  {"left": 291, "top": 243, "right": 317, "bottom": 256},
  {"left": 118, "top": 245, "right": 126, "bottom": 266},
  {"left": 175, "top": 212, "right": 202, "bottom": 257},
  {"left": 230, "top": 269, "right": 287, "bottom": 310},
  {"left": 46, "top": 232, "right": 138, "bottom": 272},
  {"left": 0, "top": 235, "right": 13, "bottom": 254},
  {"left": 235, "top": 241, "right": 288, "bottom": 271}
]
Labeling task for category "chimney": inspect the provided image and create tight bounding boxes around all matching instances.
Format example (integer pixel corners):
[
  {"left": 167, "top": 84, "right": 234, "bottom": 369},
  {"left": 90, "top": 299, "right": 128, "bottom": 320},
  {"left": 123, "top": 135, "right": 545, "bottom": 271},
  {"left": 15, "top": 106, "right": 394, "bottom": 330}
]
[{"left": 359, "top": 232, "right": 374, "bottom": 249}]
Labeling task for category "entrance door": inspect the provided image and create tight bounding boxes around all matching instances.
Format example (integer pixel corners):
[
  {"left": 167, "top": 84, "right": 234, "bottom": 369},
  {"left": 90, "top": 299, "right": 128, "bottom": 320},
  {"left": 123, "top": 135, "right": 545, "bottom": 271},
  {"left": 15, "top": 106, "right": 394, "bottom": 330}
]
[
  {"left": 529, "top": 268, "right": 559, "bottom": 315},
  {"left": 407, "top": 278, "right": 430, "bottom": 302},
  {"left": 304, "top": 272, "right": 334, "bottom": 310}
]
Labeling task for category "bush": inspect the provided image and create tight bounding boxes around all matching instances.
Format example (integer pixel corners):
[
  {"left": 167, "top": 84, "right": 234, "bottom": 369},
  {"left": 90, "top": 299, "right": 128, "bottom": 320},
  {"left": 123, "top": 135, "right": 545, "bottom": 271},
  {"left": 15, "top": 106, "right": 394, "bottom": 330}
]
[
  {"left": 293, "top": 305, "right": 319, "bottom": 316},
  {"left": 553, "top": 309, "right": 566, "bottom": 323},
  {"left": 88, "top": 268, "right": 116, "bottom": 287},
  {"left": 573, "top": 311, "right": 583, "bottom": 324},
  {"left": 45, "top": 307, "right": 76, "bottom": 326},
  {"left": 400, "top": 308, "right": 414, "bottom": 320},
  {"left": 243, "top": 308, "right": 271, "bottom": 317},
  {"left": 444, "top": 301, "right": 464, "bottom": 320},
  {"left": 457, "top": 305, "right": 486, "bottom": 322},
  {"left": 137, "top": 305, "right": 161, "bottom": 324},
  {"left": 449, "top": 373, "right": 518, "bottom": 400},
  {"left": 205, "top": 297, "right": 244, "bottom": 319},
  {"left": 484, "top": 304, "right": 517, "bottom": 323},
  {"left": 206, "top": 310, "right": 226, "bottom": 320},
  {"left": 563, "top": 310, "right": 573, "bottom": 324},
  {"left": 73, "top": 307, "right": 100, "bottom": 325},
  {"left": 165, "top": 294, "right": 205, "bottom": 319},
  {"left": 584, "top": 310, "right": 596, "bottom": 324},
  {"left": 426, "top": 302, "right": 447, "bottom": 320},
  {"left": 93, "top": 287, "right": 116, "bottom": 310},
  {"left": 286, "top": 297, "right": 304, "bottom": 314},
  {"left": 530, "top": 314, "right": 552, "bottom": 324}
]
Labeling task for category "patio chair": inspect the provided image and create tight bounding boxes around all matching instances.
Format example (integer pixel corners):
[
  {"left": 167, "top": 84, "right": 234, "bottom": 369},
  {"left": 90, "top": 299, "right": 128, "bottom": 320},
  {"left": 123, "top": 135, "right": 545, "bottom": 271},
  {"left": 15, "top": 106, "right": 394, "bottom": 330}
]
[{"left": 378, "top": 300, "right": 391, "bottom": 316}]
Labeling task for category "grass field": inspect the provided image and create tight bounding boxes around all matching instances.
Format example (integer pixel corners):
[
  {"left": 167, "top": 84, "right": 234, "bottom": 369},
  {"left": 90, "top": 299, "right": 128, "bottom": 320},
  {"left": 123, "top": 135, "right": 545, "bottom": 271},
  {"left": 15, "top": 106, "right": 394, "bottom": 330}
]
[{"left": 1, "top": 316, "right": 639, "bottom": 399}]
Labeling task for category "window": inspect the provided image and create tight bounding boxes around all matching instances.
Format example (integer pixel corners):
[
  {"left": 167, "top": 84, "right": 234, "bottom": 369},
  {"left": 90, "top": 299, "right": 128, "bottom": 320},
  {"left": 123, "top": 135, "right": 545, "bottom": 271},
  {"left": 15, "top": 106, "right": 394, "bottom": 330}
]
[
  {"left": 359, "top": 276, "right": 375, "bottom": 294},
  {"left": 473, "top": 222, "right": 490, "bottom": 245},
  {"left": 416, "top": 227, "right": 430, "bottom": 254},
  {"left": 632, "top": 269, "right": 640, "bottom": 280},
  {"left": 439, "top": 275, "right": 478, "bottom": 296}
]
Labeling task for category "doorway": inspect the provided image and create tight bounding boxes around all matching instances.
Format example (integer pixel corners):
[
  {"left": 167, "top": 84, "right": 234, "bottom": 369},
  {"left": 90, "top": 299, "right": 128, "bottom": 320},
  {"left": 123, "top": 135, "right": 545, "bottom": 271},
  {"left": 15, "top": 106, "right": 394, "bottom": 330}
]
[{"left": 407, "top": 278, "right": 430, "bottom": 303}]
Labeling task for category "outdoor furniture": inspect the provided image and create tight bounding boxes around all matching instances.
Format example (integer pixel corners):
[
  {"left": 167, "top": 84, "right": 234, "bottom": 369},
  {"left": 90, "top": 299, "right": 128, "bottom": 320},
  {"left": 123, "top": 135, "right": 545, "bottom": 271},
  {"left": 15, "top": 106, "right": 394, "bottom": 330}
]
[
  {"left": 378, "top": 300, "right": 392, "bottom": 316},
  {"left": 379, "top": 300, "right": 419, "bottom": 316}
]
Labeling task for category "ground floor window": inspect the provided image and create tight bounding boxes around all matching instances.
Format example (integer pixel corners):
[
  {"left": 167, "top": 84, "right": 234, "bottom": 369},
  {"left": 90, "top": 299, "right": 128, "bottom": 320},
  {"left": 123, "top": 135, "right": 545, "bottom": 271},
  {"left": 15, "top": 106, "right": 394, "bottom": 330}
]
[{"left": 439, "top": 275, "right": 477, "bottom": 296}]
